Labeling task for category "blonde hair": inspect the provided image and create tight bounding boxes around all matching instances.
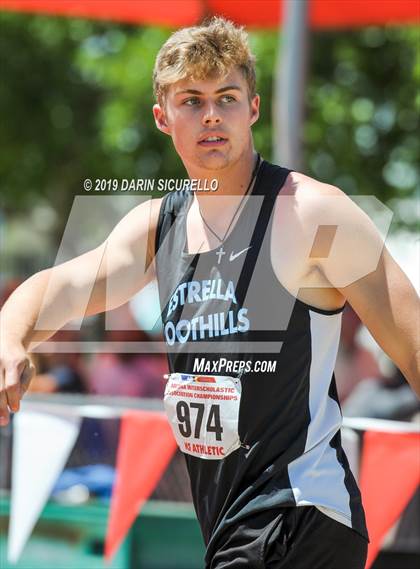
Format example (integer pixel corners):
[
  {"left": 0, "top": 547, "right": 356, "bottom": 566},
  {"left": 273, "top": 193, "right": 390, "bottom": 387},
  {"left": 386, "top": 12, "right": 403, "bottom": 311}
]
[{"left": 153, "top": 17, "right": 256, "bottom": 103}]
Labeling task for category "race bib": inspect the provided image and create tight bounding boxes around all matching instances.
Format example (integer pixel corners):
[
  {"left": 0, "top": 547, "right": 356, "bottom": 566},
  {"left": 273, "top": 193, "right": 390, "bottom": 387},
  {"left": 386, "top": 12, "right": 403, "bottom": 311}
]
[{"left": 163, "top": 373, "right": 242, "bottom": 460}]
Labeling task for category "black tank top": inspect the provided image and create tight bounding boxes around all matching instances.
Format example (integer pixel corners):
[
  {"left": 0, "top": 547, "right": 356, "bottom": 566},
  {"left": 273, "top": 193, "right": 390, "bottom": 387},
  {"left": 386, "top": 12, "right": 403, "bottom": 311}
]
[{"left": 155, "top": 159, "right": 368, "bottom": 559}]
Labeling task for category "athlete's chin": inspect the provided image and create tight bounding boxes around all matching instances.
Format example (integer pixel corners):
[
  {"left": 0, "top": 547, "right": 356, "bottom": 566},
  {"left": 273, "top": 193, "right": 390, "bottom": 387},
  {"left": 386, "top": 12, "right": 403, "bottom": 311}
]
[{"left": 195, "top": 150, "right": 232, "bottom": 171}]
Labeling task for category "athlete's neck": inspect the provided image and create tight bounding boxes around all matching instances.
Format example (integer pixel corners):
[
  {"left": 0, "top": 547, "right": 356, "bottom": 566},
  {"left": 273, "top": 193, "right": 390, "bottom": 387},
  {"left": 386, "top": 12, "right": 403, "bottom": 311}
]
[
  {"left": 184, "top": 148, "right": 259, "bottom": 224},
  {"left": 185, "top": 148, "right": 258, "bottom": 197}
]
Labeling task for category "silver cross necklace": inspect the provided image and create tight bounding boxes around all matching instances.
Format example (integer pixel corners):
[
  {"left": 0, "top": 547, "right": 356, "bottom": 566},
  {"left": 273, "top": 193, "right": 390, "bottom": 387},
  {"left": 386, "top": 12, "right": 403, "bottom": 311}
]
[{"left": 196, "top": 154, "right": 261, "bottom": 264}]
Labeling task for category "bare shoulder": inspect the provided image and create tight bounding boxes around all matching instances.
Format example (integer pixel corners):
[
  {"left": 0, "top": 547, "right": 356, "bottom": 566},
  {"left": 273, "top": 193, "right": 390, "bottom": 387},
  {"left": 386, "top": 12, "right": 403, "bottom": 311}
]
[
  {"left": 286, "top": 170, "right": 339, "bottom": 193},
  {"left": 270, "top": 171, "right": 349, "bottom": 310},
  {"left": 109, "top": 196, "right": 163, "bottom": 236},
  {"left": 279, "top": 170, "right": 387, "bottom": 289},
  {"left": 273, "top": 170, "right": 349, "bottom": 247},
  {"left": 101, "top": 198, "right": 163, "bottom": 278},
  {"left": 278, "top": 170, "right": 379, "bottom": 239},
  {"left": 107, "top": 196, "right": 163, "bottom": 242},
  {"left": 270, "top": 169, "right": 389, "bottom": 310},
  {"left": 280, "top": 170, "right": 348, "bottom": 213}
]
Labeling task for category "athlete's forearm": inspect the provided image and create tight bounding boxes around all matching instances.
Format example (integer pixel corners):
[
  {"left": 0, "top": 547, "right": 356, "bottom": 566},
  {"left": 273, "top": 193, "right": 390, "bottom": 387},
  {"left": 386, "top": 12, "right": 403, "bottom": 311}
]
[{"left": 0, "top": 268, "right": 70, "bottom": 350}]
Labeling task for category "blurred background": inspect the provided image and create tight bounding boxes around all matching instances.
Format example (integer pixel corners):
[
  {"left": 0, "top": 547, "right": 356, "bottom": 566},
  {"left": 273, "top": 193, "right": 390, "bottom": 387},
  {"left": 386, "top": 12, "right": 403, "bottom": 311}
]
[{"left": 0, "top": 1, "right": 419, "bottom": 568}]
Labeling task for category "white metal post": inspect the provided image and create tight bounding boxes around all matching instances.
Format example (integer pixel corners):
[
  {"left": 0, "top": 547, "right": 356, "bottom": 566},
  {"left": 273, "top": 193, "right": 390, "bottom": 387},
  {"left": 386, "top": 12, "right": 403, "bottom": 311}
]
[{"left": 273, "top": 0, "right": 309, "bottom": 170}]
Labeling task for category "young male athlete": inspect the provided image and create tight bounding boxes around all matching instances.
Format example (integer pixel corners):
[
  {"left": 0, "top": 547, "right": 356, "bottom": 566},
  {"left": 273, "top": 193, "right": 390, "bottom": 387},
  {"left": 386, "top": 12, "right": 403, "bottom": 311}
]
[{"left": 1, "top": 17, "right": 419, "bottom": 569}]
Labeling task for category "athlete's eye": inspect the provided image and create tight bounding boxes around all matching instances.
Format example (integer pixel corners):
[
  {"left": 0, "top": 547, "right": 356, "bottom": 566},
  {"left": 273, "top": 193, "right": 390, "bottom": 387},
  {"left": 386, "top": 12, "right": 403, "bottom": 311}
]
[
  {"left": 183, "top": 97, "right": 201, "bottom": 106},
  {"left": 220, "top": 95, "right": 236, "bottom": 103}
]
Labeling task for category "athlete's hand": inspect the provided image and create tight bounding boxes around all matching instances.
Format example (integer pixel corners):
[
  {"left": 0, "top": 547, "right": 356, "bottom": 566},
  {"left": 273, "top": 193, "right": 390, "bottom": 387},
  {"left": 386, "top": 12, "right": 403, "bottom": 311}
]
[{"left": 0, "top": 342, "right": 35, "bottom": 426}]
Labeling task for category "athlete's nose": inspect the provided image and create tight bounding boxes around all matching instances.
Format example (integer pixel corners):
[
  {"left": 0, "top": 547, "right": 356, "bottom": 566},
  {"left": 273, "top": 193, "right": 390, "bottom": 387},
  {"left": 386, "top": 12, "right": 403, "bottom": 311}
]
[{"left": 202, "top": 102, "right": 222, "bottom": 126}]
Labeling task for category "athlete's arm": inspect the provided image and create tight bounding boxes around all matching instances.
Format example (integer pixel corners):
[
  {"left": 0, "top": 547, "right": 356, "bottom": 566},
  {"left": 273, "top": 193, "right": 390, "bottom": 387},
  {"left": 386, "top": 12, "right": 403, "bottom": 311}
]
[
  {"left": 0, "top": 197, "right": 162, "bottom": 423},
  {"left": 302, "top": 181, "right": 420, "bottom": 397},
  {"left": 337, "top": 247, "right": 419, "bottom": 395}
]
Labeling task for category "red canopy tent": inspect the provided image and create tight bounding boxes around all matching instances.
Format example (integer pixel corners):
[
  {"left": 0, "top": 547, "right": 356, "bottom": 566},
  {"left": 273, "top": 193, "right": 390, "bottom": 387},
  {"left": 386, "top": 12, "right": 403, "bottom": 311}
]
[{"left": 0, "top": 0, "right": 418, "bottom": 28}]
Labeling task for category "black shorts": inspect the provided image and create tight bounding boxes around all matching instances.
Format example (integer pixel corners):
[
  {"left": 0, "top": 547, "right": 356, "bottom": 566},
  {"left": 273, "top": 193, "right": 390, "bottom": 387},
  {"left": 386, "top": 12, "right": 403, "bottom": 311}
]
[{"left": 206, "top": 506, "right": 368, "bottom": 569}]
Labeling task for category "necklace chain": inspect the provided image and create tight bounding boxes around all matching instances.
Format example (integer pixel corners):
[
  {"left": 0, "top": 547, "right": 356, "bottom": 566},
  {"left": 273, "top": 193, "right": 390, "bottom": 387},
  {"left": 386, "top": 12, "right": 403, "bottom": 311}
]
[{"left": 196, "top": 154, "right": 261, "bottom": 244}]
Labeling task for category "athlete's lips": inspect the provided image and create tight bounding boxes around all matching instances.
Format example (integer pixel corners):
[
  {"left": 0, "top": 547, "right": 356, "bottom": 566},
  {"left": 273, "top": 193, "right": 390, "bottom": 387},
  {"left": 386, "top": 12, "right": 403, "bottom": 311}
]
[{"left": 198, "top": 132, "right": 228, "bottom": 146}]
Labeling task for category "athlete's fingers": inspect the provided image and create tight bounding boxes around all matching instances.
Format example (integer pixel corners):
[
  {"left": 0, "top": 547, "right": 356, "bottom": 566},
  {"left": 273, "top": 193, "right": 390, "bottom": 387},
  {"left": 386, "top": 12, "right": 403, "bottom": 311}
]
[
  {"left": 20, "top": 360, "right": 35, "bottom": 396},
  {"left": 3, "top": 356, "right": 34, "bottom": 414},
  {"left": 4, "top": 358, "right": 27, "bottom": 413},
  {"left": 0, "top": 372, "right": 10, "bottom": 426},
  {"left": 5, "top": 369, "right": 21, "bottom": 413},
  {"left": 0, "top": 360, "right": 8, "bottom": 424}
]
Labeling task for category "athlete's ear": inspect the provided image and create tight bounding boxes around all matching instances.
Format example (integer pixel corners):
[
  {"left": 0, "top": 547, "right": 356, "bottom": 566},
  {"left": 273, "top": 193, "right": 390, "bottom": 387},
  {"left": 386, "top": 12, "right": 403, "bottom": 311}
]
[
  {"left": 153, "top": 103, "right": 171, "bottom": 135},
  {"left": 249, "top": 94, "right": 260, "bottom": 127}
]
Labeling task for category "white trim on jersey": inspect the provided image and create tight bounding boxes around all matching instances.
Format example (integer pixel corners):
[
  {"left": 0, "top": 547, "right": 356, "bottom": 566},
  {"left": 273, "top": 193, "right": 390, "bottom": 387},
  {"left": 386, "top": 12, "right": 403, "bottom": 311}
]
[{"left": 287, "top": 310, "right": 353, "bottom": 528}]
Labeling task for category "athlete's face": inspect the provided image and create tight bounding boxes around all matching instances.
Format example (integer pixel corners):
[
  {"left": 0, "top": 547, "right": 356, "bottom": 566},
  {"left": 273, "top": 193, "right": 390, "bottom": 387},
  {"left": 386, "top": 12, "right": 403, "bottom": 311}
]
[{"left": 153, "top": 68, "right": 260, "bottom": 172}]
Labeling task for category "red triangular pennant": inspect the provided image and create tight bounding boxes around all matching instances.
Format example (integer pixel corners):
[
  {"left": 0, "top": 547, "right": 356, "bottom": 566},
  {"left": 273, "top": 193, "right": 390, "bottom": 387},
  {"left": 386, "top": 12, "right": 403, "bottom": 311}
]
[
  {"left": 360, "top": 430, "right": 420, "bottom": 569},
  {"left": 105, "top": 410, "right": 177, "bottom": 561}
]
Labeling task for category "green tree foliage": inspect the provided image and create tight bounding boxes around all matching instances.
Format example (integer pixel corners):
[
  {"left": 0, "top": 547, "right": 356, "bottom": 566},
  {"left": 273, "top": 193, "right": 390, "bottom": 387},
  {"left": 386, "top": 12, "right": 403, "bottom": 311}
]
[
  {"left": 0, "top": 13, "right": 418, "bottom": 235},
  {"left": 305, "top": 26, "right": 419, "bottom": 225}
]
